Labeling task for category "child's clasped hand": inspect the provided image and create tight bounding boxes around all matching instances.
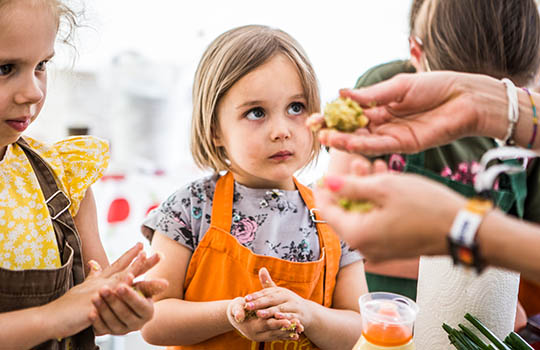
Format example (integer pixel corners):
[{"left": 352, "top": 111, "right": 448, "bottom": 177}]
[{"left": 227, "top": 267, "right": 306, "bottom": 342}]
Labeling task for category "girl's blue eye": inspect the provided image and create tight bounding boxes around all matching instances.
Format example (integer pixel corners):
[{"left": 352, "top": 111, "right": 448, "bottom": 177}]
[
  {"left": 36, "top": 60, "right": 49, "bottom": 72},
  {"left": 246, "top": 107, "right": 265, "bottom": 121},
  {"left": 0, "top": 64, "right": 13, "bottom": 76},
  {"left": 288, "top": 102, "right": 305, "bottom": 116}
]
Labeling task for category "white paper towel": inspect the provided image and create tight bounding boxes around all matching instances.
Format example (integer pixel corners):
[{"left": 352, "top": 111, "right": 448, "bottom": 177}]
[{"left": 413, "top": 256, "right": 519, "bottom": 350}]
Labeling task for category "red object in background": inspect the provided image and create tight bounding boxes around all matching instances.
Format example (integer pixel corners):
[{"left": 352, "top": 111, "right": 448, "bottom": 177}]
[
  {"left": 107, "top": 198, "right": 130, "bottom": 223},
  {"left": 145, "top": 203, "right": 159, "bottom": 216}
]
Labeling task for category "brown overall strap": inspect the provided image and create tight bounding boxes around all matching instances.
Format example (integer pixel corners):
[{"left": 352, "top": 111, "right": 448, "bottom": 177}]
[{"left": 15, "top": 137, "right": 97, "bottom": 350}]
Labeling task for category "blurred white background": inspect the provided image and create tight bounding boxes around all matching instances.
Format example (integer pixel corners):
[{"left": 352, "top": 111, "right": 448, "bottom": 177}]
[{"left": 27, "top": 1, "right": 412, "bottom": 348}]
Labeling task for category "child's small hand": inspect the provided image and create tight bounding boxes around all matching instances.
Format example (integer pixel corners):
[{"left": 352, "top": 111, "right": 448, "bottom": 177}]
[
  {"left": 88, "top": 245, "right": 168, "bottom": 335},
  {"left": 243, "top": 268, "right": 312, "bottom": 332},
  {"left": 227, "top": 296, "right": 301, "bottom": 342}
]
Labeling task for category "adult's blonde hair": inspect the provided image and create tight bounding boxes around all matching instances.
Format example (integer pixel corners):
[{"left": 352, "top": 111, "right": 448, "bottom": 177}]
[
  {"left": 0, "top": 0, "right": 79, "bottom": 47},
  {"left": 413, "top": 0, "right": 540, "bottom": 86},
  {"left": 191, "top": 25, "right": 321, "bottom": 172}
]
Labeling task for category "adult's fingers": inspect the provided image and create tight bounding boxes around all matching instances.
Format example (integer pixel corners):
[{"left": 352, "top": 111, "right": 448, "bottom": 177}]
[
  {"left": 321, "top": 175, "right": 387, "bottom": 203},
  {"left": 344, "top": 133, "right": 411, "bottom": 156},
  {"left": 350, "top": 155, "right": 373, "bottom": 176},
  {"left": 306, "top": 113, "right": 325, "bottom": 131},
  {"left": 340, "top": 73, "right": 413, "bottom": 108}
]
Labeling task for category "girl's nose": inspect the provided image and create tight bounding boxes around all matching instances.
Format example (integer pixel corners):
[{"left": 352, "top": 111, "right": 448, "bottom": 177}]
[
  {"left": 270, "top": 116, "right": 292, "bottom": 141},
  {"left": 14, "top": 74, "right": 44, "bottom": 105}
]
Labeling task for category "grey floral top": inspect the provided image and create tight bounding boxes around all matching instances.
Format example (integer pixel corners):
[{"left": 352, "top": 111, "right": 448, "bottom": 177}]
[{"left": 143, "top": 174, "right": 362, "bottom": 267}]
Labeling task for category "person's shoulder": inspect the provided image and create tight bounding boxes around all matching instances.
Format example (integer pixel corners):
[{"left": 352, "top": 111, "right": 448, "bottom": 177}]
[
  {"left": 166, "top": 173, "right": 218, "bottom": 204},
  {"left": 355, "top": 59, "right": 416, "bottom": 88},
  {"left": 53, "top": 135, "right": 109, "bottom": 159},
  {"left": 20, "top": 135, "right": 53, "bottom": 154}
]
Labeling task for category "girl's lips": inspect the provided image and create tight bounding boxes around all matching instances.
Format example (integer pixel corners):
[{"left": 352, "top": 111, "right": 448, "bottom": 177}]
[
  {"left": 6, "top": 118, "right": 31, "bottom": 132},
  {"left": 269, "top": 151, "right": 293, "bottom": 161}
]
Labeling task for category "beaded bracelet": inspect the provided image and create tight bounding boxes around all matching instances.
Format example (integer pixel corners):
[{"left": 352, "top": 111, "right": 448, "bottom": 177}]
[{"left": 523, "top": 87, "right": 538, "bottom": 149}]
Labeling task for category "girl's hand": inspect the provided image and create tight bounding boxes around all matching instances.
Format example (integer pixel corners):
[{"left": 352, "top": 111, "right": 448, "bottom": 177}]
[
  {"left": 88, "top": 249, "right": 168, "bottom": 335},
  {"left": 40, "top": 243, "right": 166, "bottom": 340},
  {"left": 227, "top": 296, "right": 301, "bottom": 342},
  {"left": 308, "top": 72, "right": 504, "bottom": 156},
  {"left": 243, "top": 268, "right": 309, "bottom": 333}
]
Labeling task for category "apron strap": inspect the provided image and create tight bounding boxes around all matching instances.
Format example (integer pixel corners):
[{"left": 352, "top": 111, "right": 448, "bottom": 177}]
[
  {"left": 294, "top": 178, "right": 340, "bottom": 308},
  {"left": 15, "top": 137, "right": 86, "bottom": 284},
  {"left": 209, "top": 172, "right": 235, "bottom": 232},
  {"left": 15, "top": 137, "right": 96, "bottom": 349}
]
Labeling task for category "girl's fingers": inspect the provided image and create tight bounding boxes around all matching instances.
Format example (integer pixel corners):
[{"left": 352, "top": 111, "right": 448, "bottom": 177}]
[
  {"left": 91, "top": 310, "right": 110, "bottom": 336},
  {"left": 132, "top": 279, "right": 168, "bottom": 298},
  {"left": 258, "top": 267, "right": 277, "bottom": 288},
  {"left": 86, "top": 260, "right": 102, "bottom": 278},
  {"left": 231, "top": 302, "right": 246, "bottom": 323},
  {"left": 251, "top": 318, "right": 300, "bottom": 341},
  {"left": 103, "top": 243, "right": 143, "bottom": 277},
  {"left": 113, "top": 284, "right": 154, "bottom": 321},
  {"left": 255, "top": 306, "right": 279, "bottom": 319},
  {"left": 91, "top": 288, "right": 128, "bottom": 334},
  {"left": 128, "top": 251, "right": 161, "bottom": 278},
  {"left": 256, "top": 328, "right": 300, "bottom": 341}
]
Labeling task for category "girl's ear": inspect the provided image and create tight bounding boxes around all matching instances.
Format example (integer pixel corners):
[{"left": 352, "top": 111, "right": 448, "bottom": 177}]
[{"left": 409, "top": 36, "right": 424, "bottom": 72}]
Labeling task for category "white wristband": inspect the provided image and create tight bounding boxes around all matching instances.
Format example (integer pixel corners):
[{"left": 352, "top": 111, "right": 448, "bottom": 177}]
[
  {"left": 497, "top": 78, "right": 519, "bottom": 146},
  {"left": 449, "top": 210, "right": 483, "bottom": 247}
]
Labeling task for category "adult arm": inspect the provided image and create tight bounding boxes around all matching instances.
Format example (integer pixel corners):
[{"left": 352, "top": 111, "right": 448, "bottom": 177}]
[{"left": 314, "top": 173, "right": 540, "bottom": 282}]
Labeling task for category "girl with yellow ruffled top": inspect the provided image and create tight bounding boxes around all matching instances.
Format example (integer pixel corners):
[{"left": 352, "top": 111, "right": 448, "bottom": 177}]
[{"left": 0, "top": 0, "right": 167, "bottom": 349}]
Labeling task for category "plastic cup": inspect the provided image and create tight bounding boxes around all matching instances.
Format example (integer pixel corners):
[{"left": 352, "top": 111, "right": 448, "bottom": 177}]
[{"left": 359, "top": 292, "right": 419, "bottom": 347}]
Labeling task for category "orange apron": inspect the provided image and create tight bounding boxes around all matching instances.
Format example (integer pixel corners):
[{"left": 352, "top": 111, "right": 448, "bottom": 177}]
[{"left": 167, "top": 172, "right": 341, "bottom": 350}]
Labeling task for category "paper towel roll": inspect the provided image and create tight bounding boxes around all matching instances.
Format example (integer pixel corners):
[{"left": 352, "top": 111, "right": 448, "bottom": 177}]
[{"left": 413, "top": 256, "right": 519, "bottom": 350}]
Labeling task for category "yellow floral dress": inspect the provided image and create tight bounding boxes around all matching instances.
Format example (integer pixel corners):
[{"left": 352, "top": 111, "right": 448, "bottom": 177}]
[{"left": 0, "top": 136, "right": 109, "bottom": 270}]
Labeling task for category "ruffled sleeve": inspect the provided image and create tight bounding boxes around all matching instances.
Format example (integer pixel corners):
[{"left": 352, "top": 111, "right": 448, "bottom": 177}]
[{"left": 53, "top": 136, "right": 110, "bottom": 216}]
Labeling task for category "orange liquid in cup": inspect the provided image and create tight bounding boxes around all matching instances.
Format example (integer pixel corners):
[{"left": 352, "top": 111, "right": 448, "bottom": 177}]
[{"left": 362, "top": 323, "right": 413, "bottom": 347}]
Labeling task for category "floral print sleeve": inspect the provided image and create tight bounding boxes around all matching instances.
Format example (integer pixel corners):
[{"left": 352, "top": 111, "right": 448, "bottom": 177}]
[{"left": 142, "top": 175, "right": 217, "bottom": 251}]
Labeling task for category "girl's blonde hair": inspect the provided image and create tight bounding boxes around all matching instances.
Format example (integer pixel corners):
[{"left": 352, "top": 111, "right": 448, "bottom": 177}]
[
  {"left": 191, "top": 25, "right": 321, "bottom": 172},
  {"left": 413, "top": 0, "right": 540, "bottom": 86},
  {"left": 0, "top": 0, "right": 79, "bottom": 47}
]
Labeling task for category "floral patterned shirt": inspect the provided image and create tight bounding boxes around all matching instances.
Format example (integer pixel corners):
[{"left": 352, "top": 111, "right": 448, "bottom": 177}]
[
  {"left": 0, "top": 136, "right": 109, "bottom": 270},
  {"left": 143, "top": 174, "right": 362, "bottom": 267}
]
